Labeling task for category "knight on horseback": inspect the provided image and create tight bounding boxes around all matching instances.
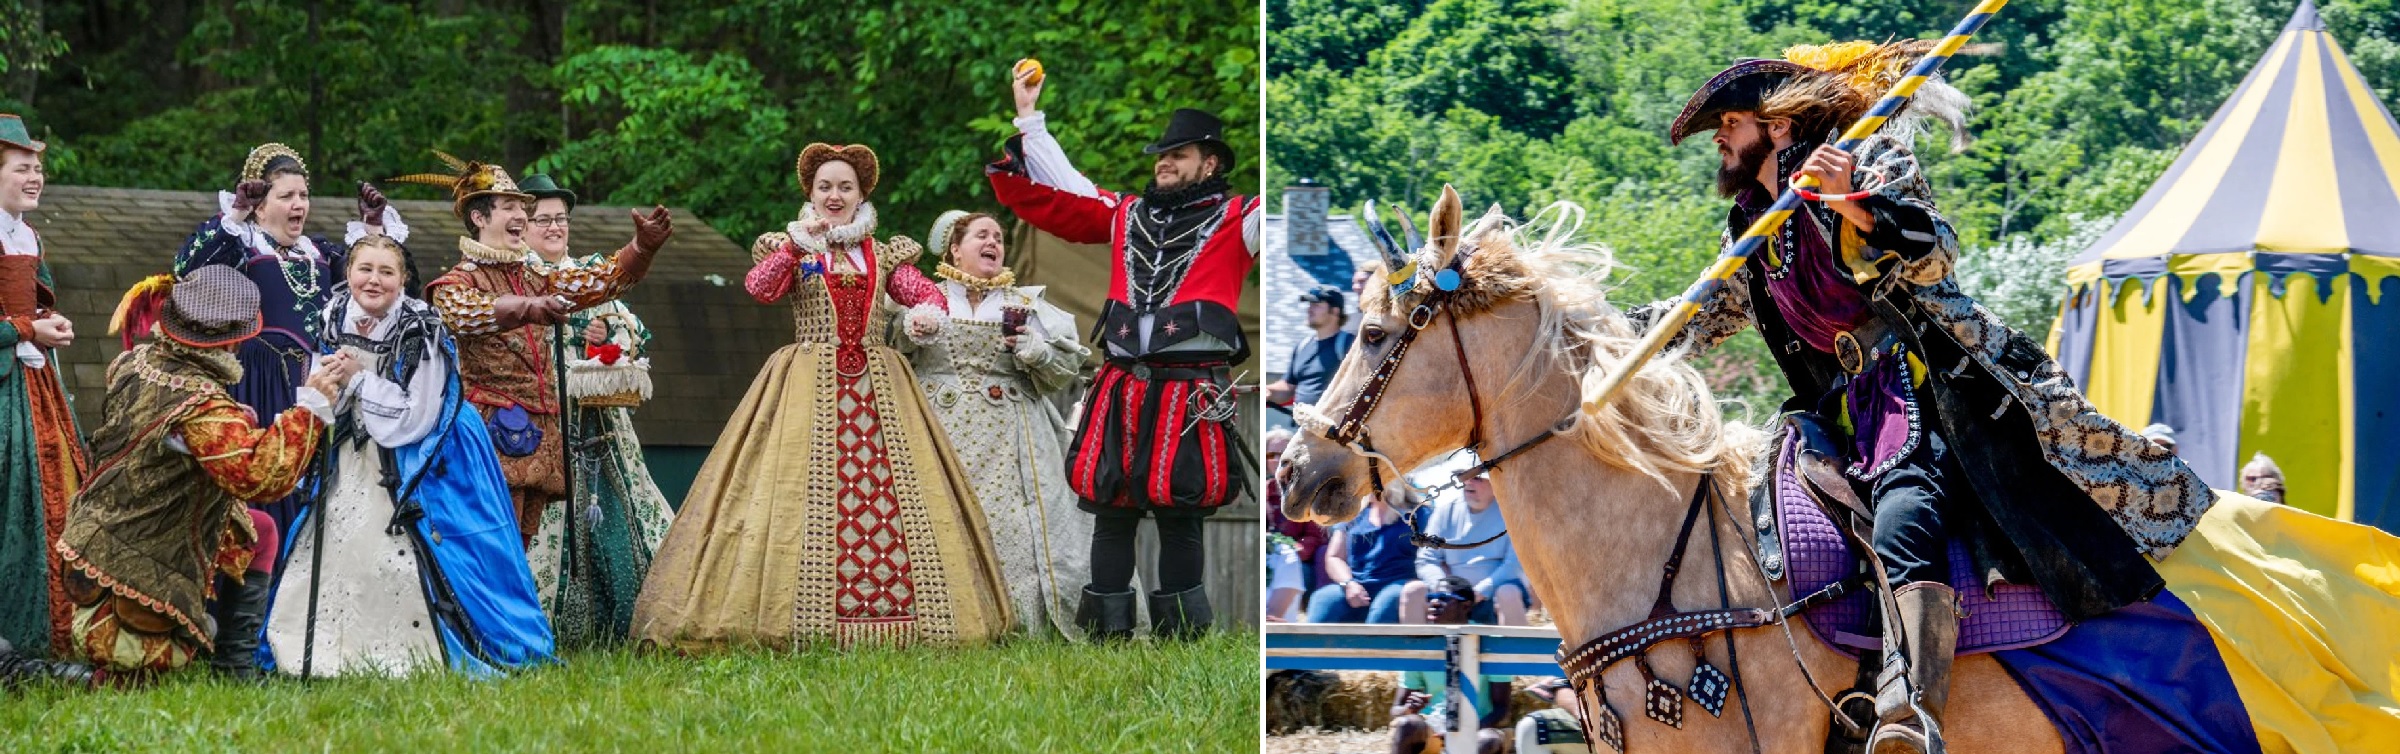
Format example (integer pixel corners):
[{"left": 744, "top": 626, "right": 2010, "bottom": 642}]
[{"left": 1651, "top": 41, "right": 2216, "bottom": 753}]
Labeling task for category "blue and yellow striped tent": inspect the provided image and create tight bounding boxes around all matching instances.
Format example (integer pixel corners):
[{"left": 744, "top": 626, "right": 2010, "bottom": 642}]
[{"left": 2050, "top": 0, "right": 2400, "bottom": 532}]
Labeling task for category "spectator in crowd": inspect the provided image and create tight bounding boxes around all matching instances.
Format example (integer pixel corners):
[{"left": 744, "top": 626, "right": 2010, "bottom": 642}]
[
  {"left": 2242, "top": 452, "right": 2286, "bottom": 504},
  {"left": 1306, "top": 483, "right": 1419, "bottom": 624},
  {"left": 1405, "top": 475, "right": 1527, "bottom": 626},
  {"left": 1264, "top": 428, "right": 1329, "bottom": 585},
  {"left": 1391, "top": 576, "right": 1512, "bottom": 753},
  {"left": 1266, "top": 429, "right": 1327, "bottom": 621},
  {"left": 1266, "top": 285, "right": 1354, "bottom": 409},
  {"left": 2141, "top": 423, "right": 2179, "bottom": 456},
  {"left": 1517, "top": 678, "right": 1594, "bottom": 754}
]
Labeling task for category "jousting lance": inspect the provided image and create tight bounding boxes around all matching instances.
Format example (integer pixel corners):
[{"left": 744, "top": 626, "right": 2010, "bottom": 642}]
[{"left": 1581, "top": 0, "right": 2010, "bottom": 417}]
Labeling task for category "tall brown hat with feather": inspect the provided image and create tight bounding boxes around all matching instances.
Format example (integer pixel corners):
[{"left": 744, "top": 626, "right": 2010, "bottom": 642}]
[{"left": 388, "top": 150, "right": 535, "bottom": 220}]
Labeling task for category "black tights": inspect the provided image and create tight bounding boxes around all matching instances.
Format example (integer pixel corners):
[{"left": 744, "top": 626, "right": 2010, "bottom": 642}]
[{"left": 1088, "top": 513, "right": 1206, "bottom": 594}]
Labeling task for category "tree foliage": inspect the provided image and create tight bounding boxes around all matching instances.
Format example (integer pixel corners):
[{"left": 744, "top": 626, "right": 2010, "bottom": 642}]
[
  {"left": 1269, "top": 0, "right": 2400, "bottom": 416},
  {"left": 19, "top": 0, "right": 1257, "bottom": 242}
]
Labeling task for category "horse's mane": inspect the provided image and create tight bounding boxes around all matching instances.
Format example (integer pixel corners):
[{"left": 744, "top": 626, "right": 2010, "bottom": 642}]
[{"left": 1364, "top": 203, "right": 1765, "bottom": 496}]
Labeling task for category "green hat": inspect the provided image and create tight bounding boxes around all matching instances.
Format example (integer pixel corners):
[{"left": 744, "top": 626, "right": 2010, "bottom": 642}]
[
  {"left": 0, "top": 115, "right": 45, "bottom": 154},
  {"left": 518, "top": 173, "right": 577, "bottom": 210}
]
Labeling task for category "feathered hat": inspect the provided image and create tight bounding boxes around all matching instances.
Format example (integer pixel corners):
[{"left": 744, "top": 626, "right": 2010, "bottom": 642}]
[
  {"left": 388, "top": 150, "right": 535, "bottom": 220},
  {"left": 107, "top": 268, "right": 264, "bottom": 349},
  {"left": 1669, "top": 40, "right": 1973, "bottom": 150},
  {"left": 109, "top": 274, "right": 175, "bottom": 350}
]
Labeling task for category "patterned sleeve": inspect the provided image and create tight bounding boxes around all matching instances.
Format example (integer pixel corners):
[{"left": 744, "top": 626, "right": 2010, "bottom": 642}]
[
  {"left": 885, "top": 263, "right": 942, "bottom": 308},
  {"left": 1850, "top": 135, "right": 1957, "bottom": 287},
  {"left": 173, "top": 216, "right": 245, "bottom": 276},
  {"left": 179, "top": 398, "right": 325, "bottom": 503},
  {"left": 746, "top": 233, "right": 802, "bottom": 304},
  {"left": 1624, "top": 228, "right": 1756, "bottom": 357},
  {"left": 426, "top": 279, "right": 503, "bottom": 336},
  {"left": 543, "top": 250, "right": 632, "bottom": 311}
]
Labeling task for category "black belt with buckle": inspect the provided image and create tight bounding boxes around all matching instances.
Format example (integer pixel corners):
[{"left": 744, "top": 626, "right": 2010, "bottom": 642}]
[
  {"left": 1831, "top": 317, "right": 1902, "bottom": 375},
  {"left": 1110, "top": 359, "right": 1229, "bottom": 383}
]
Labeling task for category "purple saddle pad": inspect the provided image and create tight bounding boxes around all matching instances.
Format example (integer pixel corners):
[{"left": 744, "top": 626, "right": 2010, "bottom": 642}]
[{"left": 1774, "top": 433, "right": 2070, "bottom": 657}]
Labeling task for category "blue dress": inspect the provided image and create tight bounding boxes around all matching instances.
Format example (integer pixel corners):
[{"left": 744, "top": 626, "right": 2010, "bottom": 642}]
[{"left": 260, "top": 293, "right": 554, "bottom": 676}]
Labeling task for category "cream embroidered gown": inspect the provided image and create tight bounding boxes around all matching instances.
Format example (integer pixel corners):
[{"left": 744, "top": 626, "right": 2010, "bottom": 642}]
[
  {"left": 630, "top": 211, "right": 1012, "bottom": 648},
  {"left": 898, "top": 280, "right": 1092, "bottom": 637}
]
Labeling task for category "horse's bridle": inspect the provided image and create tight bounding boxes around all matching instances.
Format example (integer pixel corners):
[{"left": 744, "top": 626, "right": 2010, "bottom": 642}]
[
  {"left": 1299, "top": 256, "right": 1872, "bottom": 754},
  {"left": 1305, "top": 281, "right": 1576, "bottom": 549}
]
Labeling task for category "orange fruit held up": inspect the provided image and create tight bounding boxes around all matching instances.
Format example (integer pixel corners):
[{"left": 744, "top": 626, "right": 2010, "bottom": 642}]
[{"left": 1014, "top": 58, "right": 1045, "bottom": 87}]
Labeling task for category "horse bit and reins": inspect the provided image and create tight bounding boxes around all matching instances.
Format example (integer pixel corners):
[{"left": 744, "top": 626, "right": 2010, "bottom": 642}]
[{"left": 1298, "top": 202, "right": 1873, "bottom": 753}]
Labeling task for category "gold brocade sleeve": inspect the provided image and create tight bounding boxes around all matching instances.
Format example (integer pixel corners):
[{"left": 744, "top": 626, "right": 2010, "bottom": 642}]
[
  {"left": 428, "top": 281, "right": 504, "bottom": 336},
  {"left": 180, "top": 398, "right": 325, "bottom": 503},
  {"left": 546, "top": 251, "right": 630, "bottom": 311}
]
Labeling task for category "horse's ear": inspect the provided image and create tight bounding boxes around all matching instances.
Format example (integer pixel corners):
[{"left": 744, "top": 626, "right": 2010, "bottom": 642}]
[{"left": 1429, "top": 184, "right": 1464, "bottom": 270}]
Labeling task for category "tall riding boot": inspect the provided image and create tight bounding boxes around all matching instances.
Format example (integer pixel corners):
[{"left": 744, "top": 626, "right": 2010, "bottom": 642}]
[
  {"left": 208, "top": 571, "right": 274, "bottom": 681},
  {"left": 1075, "top": 586, "right": 1139, "bottom": 643},
  {"left": 1149, "top": 584, "right": 1213, "bottom": 641},
  {"left": 1869, "top": 582, "right": 1959, "bottom": 754},
  {"left": 0, "top": 638, "right": 95, "bottom": 691}
]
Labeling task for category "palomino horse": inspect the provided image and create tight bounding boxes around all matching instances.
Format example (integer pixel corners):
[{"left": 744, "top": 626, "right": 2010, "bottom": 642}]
[{"left": 1277, "top": 186, "right": 2063, "bottom": 753}]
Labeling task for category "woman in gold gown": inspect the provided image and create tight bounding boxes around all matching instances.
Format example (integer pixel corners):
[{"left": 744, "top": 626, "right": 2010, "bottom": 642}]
[{"left": 631, "top": 144, "right": 1011, "bottom": 649}]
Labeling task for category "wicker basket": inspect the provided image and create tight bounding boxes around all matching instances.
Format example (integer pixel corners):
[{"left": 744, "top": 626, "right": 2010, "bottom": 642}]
[{"left": 567, "top": 311, "right": 652, "bottom": 408}]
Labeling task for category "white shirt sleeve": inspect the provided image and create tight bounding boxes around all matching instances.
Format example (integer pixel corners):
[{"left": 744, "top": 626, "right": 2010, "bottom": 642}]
[
  {"left": 1012, "top": 112, "right": 1103, "bottom": 199},
  {"left": 346, "top": 345, "right": 447, "bottom": 448},
  {"left": 15, "top": 342, "right": 43, "bottom": 369},
  {"left": 1242, "top": 202, "right": 1263, "bottom": 257}
]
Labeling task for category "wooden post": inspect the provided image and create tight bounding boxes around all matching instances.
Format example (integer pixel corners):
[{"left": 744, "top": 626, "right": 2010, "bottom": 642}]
[{"left": 1450, "top": 631, "right": 1484, "bottom": 754}]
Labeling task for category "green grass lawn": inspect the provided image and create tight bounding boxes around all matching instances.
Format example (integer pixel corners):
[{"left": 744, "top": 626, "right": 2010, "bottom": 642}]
[{"left": 0, "top": 633, "right": 1258, "bottom": 753}]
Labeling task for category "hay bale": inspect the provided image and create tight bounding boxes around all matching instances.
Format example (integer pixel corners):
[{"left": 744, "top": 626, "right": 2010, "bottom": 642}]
[
  {"left": 1267, "top": 669, "right": 1567, "bottom": 733},
  {"left": 1266, "top": 669, "right": 1404, "bottom": 732}
]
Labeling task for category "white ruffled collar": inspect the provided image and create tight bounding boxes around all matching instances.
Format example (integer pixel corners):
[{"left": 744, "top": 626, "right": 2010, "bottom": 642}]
[
  {"left": 0, "top": 211, "right": 35, "bottom": 257},
  {"left": 787, "top": 202, "right": 877, "bottom": 255},
  {"left": 216, "top": 190, "right": 324, "bottom": 263},
  {"left": 459, "top": 236, "right": 527, "bottom": 265}
]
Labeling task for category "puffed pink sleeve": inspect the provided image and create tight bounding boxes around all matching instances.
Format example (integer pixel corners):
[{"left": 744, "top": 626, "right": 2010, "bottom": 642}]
[
  {"left": 885, "top": 263, "right": 942, "bottom": 308},
  {"left": 746, "top": 233, "right": 802, "bottom": 304}
]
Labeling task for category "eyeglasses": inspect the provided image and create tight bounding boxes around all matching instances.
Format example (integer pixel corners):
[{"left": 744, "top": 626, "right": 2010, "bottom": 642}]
[{"left": 530, "top": 216, "right": 571, "bottom": 228}]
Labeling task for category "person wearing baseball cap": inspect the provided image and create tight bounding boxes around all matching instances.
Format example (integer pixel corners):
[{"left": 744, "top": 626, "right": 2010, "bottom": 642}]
[
  {"left": 48, "top": 267, "right": 354, "bottom": 679},
  {"left": 1267, "top": 284, "right": 1355, "bottom": 409}
]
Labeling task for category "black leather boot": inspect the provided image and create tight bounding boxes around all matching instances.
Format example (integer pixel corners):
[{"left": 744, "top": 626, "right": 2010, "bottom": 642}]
[
  {"left": 1869, "top": 581, "right": 1959, "bottom": 754},
  {"left": 1074, "top": 586, "right": 1139, "bottom": 643},
  {"left": 208, "top": 571, "right": 273, "bottom": 681},
  {"left": 0, "top": 638, "right": 95, "bottom": 691},
  {"left": 1148, "top": 584, "right": 1213, "bottom": 641}
]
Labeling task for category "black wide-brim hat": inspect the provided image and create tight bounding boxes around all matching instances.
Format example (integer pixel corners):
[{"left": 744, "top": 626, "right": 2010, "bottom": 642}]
[
  {"left": 518, "top": 173, "right": 577, "bottom": 210},
  {"left": 1146, "top": 108, "right": 1230, "bottom": 156},
  {"left": 1667, "top": 58, "right": 1808, "bottom": 146}
]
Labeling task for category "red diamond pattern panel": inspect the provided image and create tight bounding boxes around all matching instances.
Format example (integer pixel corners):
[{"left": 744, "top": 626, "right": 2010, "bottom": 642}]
[{"left": 833, "top": 379, "right": 915, "bottom": 620}]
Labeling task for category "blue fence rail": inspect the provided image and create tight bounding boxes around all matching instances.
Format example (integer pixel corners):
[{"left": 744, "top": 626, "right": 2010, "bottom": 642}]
[{"left": 1265, "top": 623, "right": 1566, "bottom": 754}]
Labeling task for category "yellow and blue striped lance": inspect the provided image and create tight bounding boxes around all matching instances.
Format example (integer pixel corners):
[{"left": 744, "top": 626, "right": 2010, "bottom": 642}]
[{"left": 1583, "top": 0, "right": 2009, "bottom": 417}]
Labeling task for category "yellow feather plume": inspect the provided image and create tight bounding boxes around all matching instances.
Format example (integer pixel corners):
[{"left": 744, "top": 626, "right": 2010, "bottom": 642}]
[
  {"left": 109, "top": 273, "right": 174, "bottom": 336},
  {"left": 385, "top": 173, "right": 462, "bottom": 189},
  {"left": 432, "top": 149, "right": 469, "bottom": 173}
]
